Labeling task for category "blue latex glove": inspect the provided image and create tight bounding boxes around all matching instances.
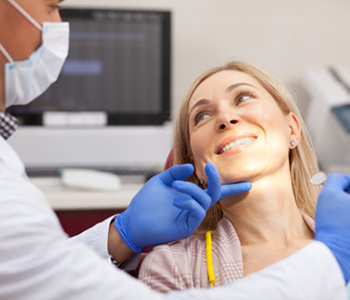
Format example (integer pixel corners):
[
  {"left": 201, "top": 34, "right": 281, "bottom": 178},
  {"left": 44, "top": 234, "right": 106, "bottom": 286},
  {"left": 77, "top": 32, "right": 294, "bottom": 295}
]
[
  {"left": 314, "top": 173, "right": 350, "bottom": 283},
  {"left": 115, "top": 162, "right": 251, "bottom": 253}
]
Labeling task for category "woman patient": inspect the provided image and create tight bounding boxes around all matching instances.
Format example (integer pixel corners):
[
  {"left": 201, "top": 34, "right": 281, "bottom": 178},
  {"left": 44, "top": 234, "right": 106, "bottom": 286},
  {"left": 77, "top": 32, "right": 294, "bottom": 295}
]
[{"left": 139, "top": 61, "right": 321, "bottom": 292}]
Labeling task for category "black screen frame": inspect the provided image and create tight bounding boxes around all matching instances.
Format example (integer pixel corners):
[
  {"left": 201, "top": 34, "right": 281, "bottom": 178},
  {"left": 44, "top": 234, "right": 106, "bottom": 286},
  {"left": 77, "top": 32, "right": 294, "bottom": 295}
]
[{"left": 8, "top": 8, "right": 171, "bottom": 126}]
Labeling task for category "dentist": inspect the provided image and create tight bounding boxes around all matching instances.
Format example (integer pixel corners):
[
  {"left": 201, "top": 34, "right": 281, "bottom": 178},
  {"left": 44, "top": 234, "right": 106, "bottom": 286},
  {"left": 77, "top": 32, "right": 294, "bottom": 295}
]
[{"left": 0, "top": 0, "right": 349, "bottom": 299}]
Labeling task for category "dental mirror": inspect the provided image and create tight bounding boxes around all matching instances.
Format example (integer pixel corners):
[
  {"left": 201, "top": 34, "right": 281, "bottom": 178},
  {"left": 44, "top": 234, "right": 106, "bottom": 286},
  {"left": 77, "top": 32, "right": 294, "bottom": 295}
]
[{"left": 310, "top": 172, "right": 327, "bottom": 186}]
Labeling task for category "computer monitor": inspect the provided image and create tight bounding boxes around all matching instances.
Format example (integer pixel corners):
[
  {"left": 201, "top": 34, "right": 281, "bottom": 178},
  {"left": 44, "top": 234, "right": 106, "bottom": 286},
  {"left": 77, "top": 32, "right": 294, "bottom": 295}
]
[
  {"left": 9, "top": 8, "right": 171, "bottom": 126},
  {"left": 8, "top": 8, "right": 173, "bottom": 175}
]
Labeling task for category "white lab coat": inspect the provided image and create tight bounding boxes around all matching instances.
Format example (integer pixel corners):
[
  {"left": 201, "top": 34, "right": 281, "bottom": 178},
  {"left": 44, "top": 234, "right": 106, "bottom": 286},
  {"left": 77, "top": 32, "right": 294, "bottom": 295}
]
[{"left": 0, "top": 135, "right": 347, "bottom": 300}]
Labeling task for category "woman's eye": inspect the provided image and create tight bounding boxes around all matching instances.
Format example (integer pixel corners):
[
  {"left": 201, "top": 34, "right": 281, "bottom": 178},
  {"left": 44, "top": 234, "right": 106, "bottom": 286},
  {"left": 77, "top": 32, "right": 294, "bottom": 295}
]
[
  {"left": 237, "top": 94, "right": 252, "bottom": 104},
  {"left": 195, "top": 113, "right": 210, "bottom": 124}
]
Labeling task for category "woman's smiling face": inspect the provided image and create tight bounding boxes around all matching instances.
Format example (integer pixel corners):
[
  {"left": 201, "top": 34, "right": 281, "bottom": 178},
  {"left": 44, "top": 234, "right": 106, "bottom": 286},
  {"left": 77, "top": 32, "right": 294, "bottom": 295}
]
[{"left": 188, "top": 70, "right": 299, "bottom": 184}]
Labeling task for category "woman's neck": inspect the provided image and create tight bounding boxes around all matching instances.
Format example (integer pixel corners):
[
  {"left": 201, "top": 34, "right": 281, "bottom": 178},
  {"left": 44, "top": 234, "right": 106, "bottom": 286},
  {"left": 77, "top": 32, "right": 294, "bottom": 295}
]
[{"left": 221, "top": 170, "right": 314, "bottom": 247}]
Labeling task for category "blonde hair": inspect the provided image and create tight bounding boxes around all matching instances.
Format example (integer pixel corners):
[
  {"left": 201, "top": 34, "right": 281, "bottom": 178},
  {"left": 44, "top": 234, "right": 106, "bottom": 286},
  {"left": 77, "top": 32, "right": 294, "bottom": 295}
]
[{"left": 173, "top": 61, "right": 320, "bottom": 234}]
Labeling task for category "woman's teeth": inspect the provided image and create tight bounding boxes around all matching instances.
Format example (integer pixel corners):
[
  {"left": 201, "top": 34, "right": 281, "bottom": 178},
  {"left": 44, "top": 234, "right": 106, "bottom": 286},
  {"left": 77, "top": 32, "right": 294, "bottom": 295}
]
[{"left": 220, "top": 137, "right": 254, "bottom": 153}]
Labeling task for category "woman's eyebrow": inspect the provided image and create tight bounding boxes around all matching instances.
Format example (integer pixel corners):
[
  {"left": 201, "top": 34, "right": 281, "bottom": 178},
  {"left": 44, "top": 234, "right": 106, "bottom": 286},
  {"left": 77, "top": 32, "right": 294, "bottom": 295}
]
[
  {"left": 189, "top": 83, "right": 255, "bottom": 115},
  {"left": 189, "top": 99, "right": 210, "bottom": 115},
  {"left": 226, "top": 82, "right": 254, "bottom": 93}
]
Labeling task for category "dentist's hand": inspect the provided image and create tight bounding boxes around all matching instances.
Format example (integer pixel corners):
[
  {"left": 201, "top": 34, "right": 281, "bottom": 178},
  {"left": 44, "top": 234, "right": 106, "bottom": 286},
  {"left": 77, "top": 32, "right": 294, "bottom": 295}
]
[
  {"left": 114, "top": 162, "right": 251, "bottom": 253},
  {"left": 314, "top": 173, "right": 350, "bottom": 282}
]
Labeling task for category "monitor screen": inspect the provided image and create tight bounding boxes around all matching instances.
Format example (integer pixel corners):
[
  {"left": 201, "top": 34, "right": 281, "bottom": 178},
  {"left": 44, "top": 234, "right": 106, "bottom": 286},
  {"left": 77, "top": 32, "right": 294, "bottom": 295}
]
[{"left": 8, "top": 8, "right": 171, "bottom": 126}]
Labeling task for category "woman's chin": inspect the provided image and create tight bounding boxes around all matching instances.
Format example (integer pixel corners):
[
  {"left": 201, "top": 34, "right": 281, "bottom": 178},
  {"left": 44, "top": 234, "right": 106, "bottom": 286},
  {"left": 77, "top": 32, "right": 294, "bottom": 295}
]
[
  {"left": 218, "top": 164, "right": 265, "bottom": 185},
  {"left": 221, "top": 176, "right": 250, "bottom": 185},
  {"left": 220, "top": 172, "right": 259, "bottom": 185}
]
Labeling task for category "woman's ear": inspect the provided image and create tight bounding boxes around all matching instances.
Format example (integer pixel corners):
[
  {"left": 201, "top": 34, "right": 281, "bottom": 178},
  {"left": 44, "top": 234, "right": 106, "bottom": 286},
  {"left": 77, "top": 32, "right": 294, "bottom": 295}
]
[
  {"left": 194, "top": 168, "right": 205, "bottom": 184},
  {"left": 191, "top": 160, "right": 206, "bottom": 185},
  {"left": 288, "top": 113, "right": 301, "bottom": 148}
]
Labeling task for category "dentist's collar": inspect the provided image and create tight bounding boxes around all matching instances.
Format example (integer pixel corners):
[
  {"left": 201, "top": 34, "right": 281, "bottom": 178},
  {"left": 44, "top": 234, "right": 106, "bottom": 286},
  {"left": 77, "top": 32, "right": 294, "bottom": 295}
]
[{"left": 0, "top": 110, "right": 18, "bottom": 140}]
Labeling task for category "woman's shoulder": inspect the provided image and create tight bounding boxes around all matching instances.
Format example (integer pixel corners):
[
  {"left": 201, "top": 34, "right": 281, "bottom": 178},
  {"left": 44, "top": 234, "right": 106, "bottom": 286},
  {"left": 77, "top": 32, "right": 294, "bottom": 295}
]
[
  {"left": 138, "top": 236, "right": 207, "bottom": 292},
  {"left": 139, "top": 217, "right": 238, "bottom": 292},
  {"left": 140, "top": 232, "right": 207, "bottom": 272}
]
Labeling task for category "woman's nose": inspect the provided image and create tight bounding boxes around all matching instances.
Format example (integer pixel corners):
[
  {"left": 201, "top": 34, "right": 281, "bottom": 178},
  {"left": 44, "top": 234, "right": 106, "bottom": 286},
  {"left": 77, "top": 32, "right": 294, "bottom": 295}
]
[{"left": 216, "top": 112, "right": 239, "bottom": 130}]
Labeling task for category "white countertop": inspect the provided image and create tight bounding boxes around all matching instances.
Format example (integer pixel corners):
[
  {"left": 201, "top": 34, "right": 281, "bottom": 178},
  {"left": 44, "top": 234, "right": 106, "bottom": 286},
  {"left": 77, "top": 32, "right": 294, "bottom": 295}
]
[{"left": 30, "top": 176, "right": 144, "bottom": 210}]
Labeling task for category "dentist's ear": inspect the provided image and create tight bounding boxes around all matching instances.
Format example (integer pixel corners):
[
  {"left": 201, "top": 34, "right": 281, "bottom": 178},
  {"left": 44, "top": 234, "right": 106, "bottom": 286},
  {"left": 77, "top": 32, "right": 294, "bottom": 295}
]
[{"left": 287, "top": 113, "right": 301, "bottom": 149}]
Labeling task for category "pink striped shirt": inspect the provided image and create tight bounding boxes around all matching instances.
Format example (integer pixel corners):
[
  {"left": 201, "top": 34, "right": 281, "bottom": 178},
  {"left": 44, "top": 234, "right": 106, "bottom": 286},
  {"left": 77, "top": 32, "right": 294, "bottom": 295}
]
[{"left": 139, "top": 212, "right": 315, "bottom": 293}]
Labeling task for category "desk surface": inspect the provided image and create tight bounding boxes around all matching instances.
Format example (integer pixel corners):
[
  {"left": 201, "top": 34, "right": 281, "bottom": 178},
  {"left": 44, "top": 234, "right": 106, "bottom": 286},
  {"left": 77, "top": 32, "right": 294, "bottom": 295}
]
[{"left": 30, "top": 176, "right": 144, "bottom": 210}]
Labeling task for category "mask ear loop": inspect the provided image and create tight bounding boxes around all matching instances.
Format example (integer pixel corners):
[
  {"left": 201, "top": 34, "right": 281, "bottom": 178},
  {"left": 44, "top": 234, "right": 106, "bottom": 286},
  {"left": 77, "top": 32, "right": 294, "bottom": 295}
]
[
  {"left": 7, "top": 0, "right": 42, "bottom": 31},
  {"left": 0, "top": 43, "right": 14, "bottom": 63}
]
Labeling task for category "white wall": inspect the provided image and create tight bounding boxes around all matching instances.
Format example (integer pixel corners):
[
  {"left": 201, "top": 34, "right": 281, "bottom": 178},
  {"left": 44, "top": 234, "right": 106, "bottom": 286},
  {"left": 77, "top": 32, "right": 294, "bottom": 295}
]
[{"left": 63, "top": 0, "right": 350, "bottom": 116}]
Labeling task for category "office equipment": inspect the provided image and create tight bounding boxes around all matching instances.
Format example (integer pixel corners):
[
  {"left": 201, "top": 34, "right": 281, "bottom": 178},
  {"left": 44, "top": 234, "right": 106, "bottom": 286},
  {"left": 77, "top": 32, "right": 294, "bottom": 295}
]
[
  {"left": 332, "top": 104, "right": 350, "bottom": 133},
  {"left": 60, "top": 168, "right": 121, "bottom": 191},
  {"left": 8, "top": 8, "right": 172, "bottom": 174},
  {"left": 303, "top": 65, "right": 350, "bottom": 173},
  {"left": 30, "top": 176, "right": 140, "bottom": 210}
]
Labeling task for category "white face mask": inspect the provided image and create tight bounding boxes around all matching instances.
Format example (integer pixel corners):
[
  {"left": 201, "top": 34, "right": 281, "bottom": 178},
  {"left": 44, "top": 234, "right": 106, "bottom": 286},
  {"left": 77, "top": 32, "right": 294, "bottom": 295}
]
[{"left": 0, "top": 0, "right": 69, "bottom": 108}]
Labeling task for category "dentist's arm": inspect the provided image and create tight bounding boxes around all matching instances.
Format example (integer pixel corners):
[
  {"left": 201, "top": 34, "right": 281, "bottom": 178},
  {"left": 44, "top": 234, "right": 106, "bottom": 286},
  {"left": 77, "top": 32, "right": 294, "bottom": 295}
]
[{"left": 315, "top": 173, "right": 350, "bottom": 282}]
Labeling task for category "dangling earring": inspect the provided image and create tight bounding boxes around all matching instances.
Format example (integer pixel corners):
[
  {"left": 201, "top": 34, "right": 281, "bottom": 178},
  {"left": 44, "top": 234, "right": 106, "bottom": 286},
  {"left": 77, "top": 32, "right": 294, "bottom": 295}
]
[{"left": 290, "top": 140, "right": 296, "bottom": 147}]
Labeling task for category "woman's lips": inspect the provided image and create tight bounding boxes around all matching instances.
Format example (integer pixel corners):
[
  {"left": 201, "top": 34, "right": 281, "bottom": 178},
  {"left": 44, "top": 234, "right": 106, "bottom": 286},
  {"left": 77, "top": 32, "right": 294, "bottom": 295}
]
[{"left": 216, "top": 135, "right": 257, "bottom": 154}]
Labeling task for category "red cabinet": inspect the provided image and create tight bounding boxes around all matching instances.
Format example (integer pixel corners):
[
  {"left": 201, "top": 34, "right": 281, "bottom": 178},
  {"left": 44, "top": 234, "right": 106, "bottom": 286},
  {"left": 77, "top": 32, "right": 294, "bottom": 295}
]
[{"left": 55, "top": 209, "right": 125, "bottom": 237}]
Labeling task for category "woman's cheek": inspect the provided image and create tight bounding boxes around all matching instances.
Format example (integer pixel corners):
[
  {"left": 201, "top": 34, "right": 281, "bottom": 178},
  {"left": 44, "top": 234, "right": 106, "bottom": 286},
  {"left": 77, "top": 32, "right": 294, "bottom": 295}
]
[{"left": 190, "top": 135, "right": 208, "bottom": 176}]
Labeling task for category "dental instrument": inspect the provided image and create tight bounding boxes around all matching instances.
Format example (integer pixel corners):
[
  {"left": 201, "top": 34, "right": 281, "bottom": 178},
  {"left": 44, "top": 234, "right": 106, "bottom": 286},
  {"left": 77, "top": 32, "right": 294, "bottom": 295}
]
[{"left": 310, "top": 172, "right": 327, "bottom": 186}]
